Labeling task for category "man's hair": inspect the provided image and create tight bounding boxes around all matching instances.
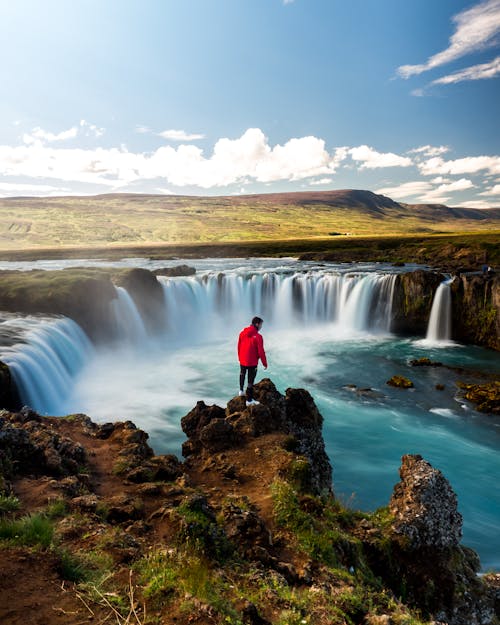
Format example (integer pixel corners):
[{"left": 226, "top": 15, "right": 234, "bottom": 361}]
[{"left": 251, "top": 316, "right": 263, "bottom": 326}]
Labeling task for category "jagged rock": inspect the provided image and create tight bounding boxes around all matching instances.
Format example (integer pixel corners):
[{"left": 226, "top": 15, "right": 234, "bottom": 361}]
[
  {"left": 392, "top": 271, "right": 444, "bottom": 335},
  {"left": 241, "top": 601, "right": 271, "bottom": 625},
  {"left": 451, "top": 274, "right": 499, "bottom": 350},
  {"left": 70, "top": 494, "right": 99, "bottom": 512},
  {"left": 0, "top": 361, "right": 19, "bottom": 410},
  {"left": 224, "top": 502, "right": 273, "bottom": 556},
  {"left": 390, "top": 454, "right": 462, "bottom": 549},
  {"left": 182, "top": 380, "right": 332, "bottom": 496},
  {"left": 106, "top": 494, "right": 144, "bottom": 524},
  {"left": 0, "top": 410, "right": 86, "bottom": 479}
]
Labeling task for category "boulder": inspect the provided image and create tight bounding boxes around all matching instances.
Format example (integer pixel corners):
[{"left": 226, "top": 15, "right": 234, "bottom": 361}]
[
  {"left": 386, "top": 375, "right": 414, "bottom": 389},
  {"left": 390, "top": 454, "right": 462, "bottom": 549}
]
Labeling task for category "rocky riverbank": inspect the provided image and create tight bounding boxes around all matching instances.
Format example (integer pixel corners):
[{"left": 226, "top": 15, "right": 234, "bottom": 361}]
[{"left": 0, "top": 379, "right": 498, "bottom": 625}]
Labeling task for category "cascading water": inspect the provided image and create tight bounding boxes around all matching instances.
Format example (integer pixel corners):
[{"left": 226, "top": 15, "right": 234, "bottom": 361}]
[
  {"left": 1, "top": 270, "right": 398, "bottom": 413},
  {"left": 159, "top": 271, "right": 398, "bottom": 339},
  {"left": 425, "top": 279, "right": 453, "bottom": 343},
  {"left": 1, "top": 317, "right": 93, "bottom": 415}
]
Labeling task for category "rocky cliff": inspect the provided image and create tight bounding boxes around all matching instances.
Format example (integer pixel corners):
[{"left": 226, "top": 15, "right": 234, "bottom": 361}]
[
  {"left": 0, "top": 381, "right": 497, "bottom": 625},
  {"left": 451, "top": 274, "right": 500, "bottom": 351},
  {"left": 391, "top": 271, "right": 499, "bottom": 350}
]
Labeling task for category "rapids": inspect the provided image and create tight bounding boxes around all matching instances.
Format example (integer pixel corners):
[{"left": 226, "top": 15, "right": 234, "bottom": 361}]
[{"left": 0, "top": 258, "right": 499, "bottom": 569}]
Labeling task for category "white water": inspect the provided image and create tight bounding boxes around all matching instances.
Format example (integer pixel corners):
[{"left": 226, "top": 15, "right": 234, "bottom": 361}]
[{"left": 425, "top": 279, "right": 453, "bottom": 345}]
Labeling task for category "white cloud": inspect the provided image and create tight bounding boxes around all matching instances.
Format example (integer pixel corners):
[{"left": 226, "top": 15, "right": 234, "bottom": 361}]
[
  {"left": 453, "top": 199, "right": 500, "bottom": 208},
  {"left": 135, "top": 125, "right": 151, "bottom": 134},
  {"left": 479, "top": 183, "right": 500, "bottom": 195},
  {"left": 159, "top": 129, "right": 205, "bottom": 142},
  {"left": 377, "top": 178, "right": 474, "bottom": 203},
  {"left": 431, "top": 176, "right": 451, "bottom": 184},
  {"left": 23, "top": 126, "right": 78, "bottom": 145},
  {"left": 349, "top": 145, "right": 412, "bottom": 169},
  {"left": 409, "top": 145, "right": 450, "bottom": 157},
  {"left": 309, "top": 177, "right": 334, "bottom": 186},
  {"left": 376, "top": 181, "right": 432, "bottom": 199},
  {"left": 430, "top": 55, "right": 500, "bottom": 85},
  {"left": 22, "top": 121, "right": 104, "bottom": 145},
  {"left": 397, "top": 0, "right": 500, "bottom": 78},
  {"left": 418, "top": 155, "right": 500, "bottom": 176},
  {"left": 0, "top": 128, "right": 337, "bottom": 190}
]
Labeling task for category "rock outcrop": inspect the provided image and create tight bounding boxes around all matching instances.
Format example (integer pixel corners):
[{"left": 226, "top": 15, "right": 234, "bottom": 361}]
[
  {"left": 361, "top": 454, "right": 495, "bottom": 625},
  {"left": 115, "top": 268, "right": 166, "bottom": 333},
  {"left": 451, "top": 274, "right": 500, "bottom": 350},
  {"left": 391, "top": 270, "right": 444, "bottom": 335},
  {"left": 182, "top": 379, "right": 332, "bottom": 496}
]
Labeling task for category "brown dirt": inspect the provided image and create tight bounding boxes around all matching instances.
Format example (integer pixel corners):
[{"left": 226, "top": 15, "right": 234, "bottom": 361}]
[{"left": 0, "top": 412, "right": 300, "bottom": 625}]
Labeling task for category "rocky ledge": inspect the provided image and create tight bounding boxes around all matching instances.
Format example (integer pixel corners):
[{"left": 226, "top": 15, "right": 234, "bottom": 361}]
[{"left": 0, "top": 380, "right": 498, "bottom": 625}]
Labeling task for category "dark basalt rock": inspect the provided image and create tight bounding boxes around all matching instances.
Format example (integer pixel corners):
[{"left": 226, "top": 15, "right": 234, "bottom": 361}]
[
  {"left": 391, "top": 270, "right": 444, "bottom": 335},
  {"left": 361, "top": 454, "right": 496, "bottom": 625},
  {"left": 390, "top": 454, "right": 462, "bottom": 549},
  {"left": 457, "top": 381, "right": 500, "bottom": 415},
  {"left": 386, "top": 375, "right": 414, "bottom": 388},
  {"left": 181, "top": 379, "right": 332, "bottom": 496}
]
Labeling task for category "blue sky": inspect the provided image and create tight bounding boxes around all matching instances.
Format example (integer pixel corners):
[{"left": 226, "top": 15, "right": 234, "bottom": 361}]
[{"left": 0, "top": 0, "right": 499, "bottom": 206}]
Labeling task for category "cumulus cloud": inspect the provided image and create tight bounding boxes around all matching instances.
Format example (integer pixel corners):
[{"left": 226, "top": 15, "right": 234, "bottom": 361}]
[
  {"left": 0, "top": 128, "right": 337, "bottom": 190},
  {"left": 159, "top": 129, "right": 205, "bottom": 142},
  {"left": 349, "top": 145, "right": 412, "bottom": 169},
  {"left": 430, "top": 55, "right": 500, "bottom": 85},
  {"left": 397, "top": 0, "right": 500, "bottom": 78},
  {"left": 418, "top": 155, "right": 500, "bottom": 176}
]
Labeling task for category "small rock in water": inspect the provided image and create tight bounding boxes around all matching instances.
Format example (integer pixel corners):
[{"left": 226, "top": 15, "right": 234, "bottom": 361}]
[{"left": 386, "top": 375, "right": 414, "bottom": 389}]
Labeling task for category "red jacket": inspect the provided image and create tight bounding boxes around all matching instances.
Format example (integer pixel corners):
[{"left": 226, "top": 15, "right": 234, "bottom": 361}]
[{"left": 238, "top": 325, "right": 267, "bottom": 368}]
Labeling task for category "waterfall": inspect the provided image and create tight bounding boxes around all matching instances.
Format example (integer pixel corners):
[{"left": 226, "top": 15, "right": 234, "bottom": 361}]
[
  {"left": 1, "top": 317, "right": 93, "bottom": 415},
  {"left": 110, "top": 286, "right": 149, "bottom": 344},
  {"left": 0, "top": 269, "right": 401, "bottom": 414},
  {"left": 426, "top": 279, "right": 453, "bottom": 343},
  {"left": 158, "top": 271, "right": 398, "bottom": 340}
]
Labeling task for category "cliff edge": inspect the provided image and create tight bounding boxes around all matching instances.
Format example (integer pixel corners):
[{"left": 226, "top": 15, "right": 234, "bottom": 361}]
[{"left": 0, "top": 381, "right": 498, "bottom": 624}]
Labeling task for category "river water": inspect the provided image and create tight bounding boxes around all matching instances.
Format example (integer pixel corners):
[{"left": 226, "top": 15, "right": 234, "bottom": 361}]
[{"left": 1, "top": 257, "right": 499, "bottom": 569}]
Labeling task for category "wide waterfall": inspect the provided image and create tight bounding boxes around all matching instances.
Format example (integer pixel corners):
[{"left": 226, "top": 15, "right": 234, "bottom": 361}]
[
  {"left": 425, "top": 279, "right": 453, "bottom": 344},
  {"left": 1, "top": 270, "right": 398, "bottom": 413}
]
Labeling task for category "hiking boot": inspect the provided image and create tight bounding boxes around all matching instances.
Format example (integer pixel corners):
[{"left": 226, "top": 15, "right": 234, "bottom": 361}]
[
  {"left": 246, "top": 399, "right": 260, "bottom": 407},
  {"left": 238, "top": 390, "right": 245, "bottom": 397}
]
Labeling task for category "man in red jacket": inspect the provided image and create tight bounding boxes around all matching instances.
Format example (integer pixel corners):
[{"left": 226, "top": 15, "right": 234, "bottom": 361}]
[{"left": 237, "top": 316, "right": 268, "bottom": 406}]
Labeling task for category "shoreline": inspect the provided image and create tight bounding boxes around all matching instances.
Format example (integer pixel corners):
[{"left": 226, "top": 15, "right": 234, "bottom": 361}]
[{"left": 0, "top": 231, "right": 498, "bottom": 270}]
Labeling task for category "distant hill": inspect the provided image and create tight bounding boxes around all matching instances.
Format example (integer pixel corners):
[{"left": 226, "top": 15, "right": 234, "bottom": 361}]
[{"left": 0, "top": 189, "right": 498, "bottom": 251}]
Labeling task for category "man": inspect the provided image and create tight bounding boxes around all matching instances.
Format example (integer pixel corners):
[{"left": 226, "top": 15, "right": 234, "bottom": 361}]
[{"left": 237, "top": 316, "right": 267, "bottom": 407}]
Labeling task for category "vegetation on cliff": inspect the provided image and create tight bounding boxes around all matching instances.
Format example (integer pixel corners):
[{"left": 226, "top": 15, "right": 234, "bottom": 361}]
[{"left": 0, "top": 381, "right": 498, "bottom": 625}]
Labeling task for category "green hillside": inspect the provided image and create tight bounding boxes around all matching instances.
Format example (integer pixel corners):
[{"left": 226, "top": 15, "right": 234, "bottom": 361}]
[{"left": 0, "top": 189, "right": 499, "bottom": 251}]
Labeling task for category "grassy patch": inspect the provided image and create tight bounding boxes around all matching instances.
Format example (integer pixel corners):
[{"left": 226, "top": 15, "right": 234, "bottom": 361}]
[
  {"left": 0, "top": 494, "right": 20, "bottom": 515},
  {"left": 0, "top": 513, "right": 53, "bottom": 547}
]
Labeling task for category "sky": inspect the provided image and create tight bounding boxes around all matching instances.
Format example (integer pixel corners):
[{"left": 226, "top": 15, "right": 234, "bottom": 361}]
[{"left": 0, "top": 0, "right": 499, "bottom": 207}]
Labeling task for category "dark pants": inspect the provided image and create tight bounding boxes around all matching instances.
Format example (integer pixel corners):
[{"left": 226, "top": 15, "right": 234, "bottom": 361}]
[{"left": 240, "top": 365, "right": 257, "bottom": 400}]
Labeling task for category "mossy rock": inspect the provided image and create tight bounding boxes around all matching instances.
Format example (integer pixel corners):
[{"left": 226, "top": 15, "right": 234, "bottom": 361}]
[
  {"left": 457, "top": 381, "right": 500, "bottom": 415},
  {"left": 386, "top": 376, "right": 414, "bottom": 389}
]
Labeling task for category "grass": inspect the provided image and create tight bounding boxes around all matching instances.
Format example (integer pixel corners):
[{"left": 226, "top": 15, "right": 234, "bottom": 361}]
[
  {"left": 0, "top": 192, "right": 498, "bottom": 253},
  {"left": 0, "top": 494, "right": 20, "bottom": 515},
  {"left": 0, "top": 512, "right": 54, "bottom": 547}
]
